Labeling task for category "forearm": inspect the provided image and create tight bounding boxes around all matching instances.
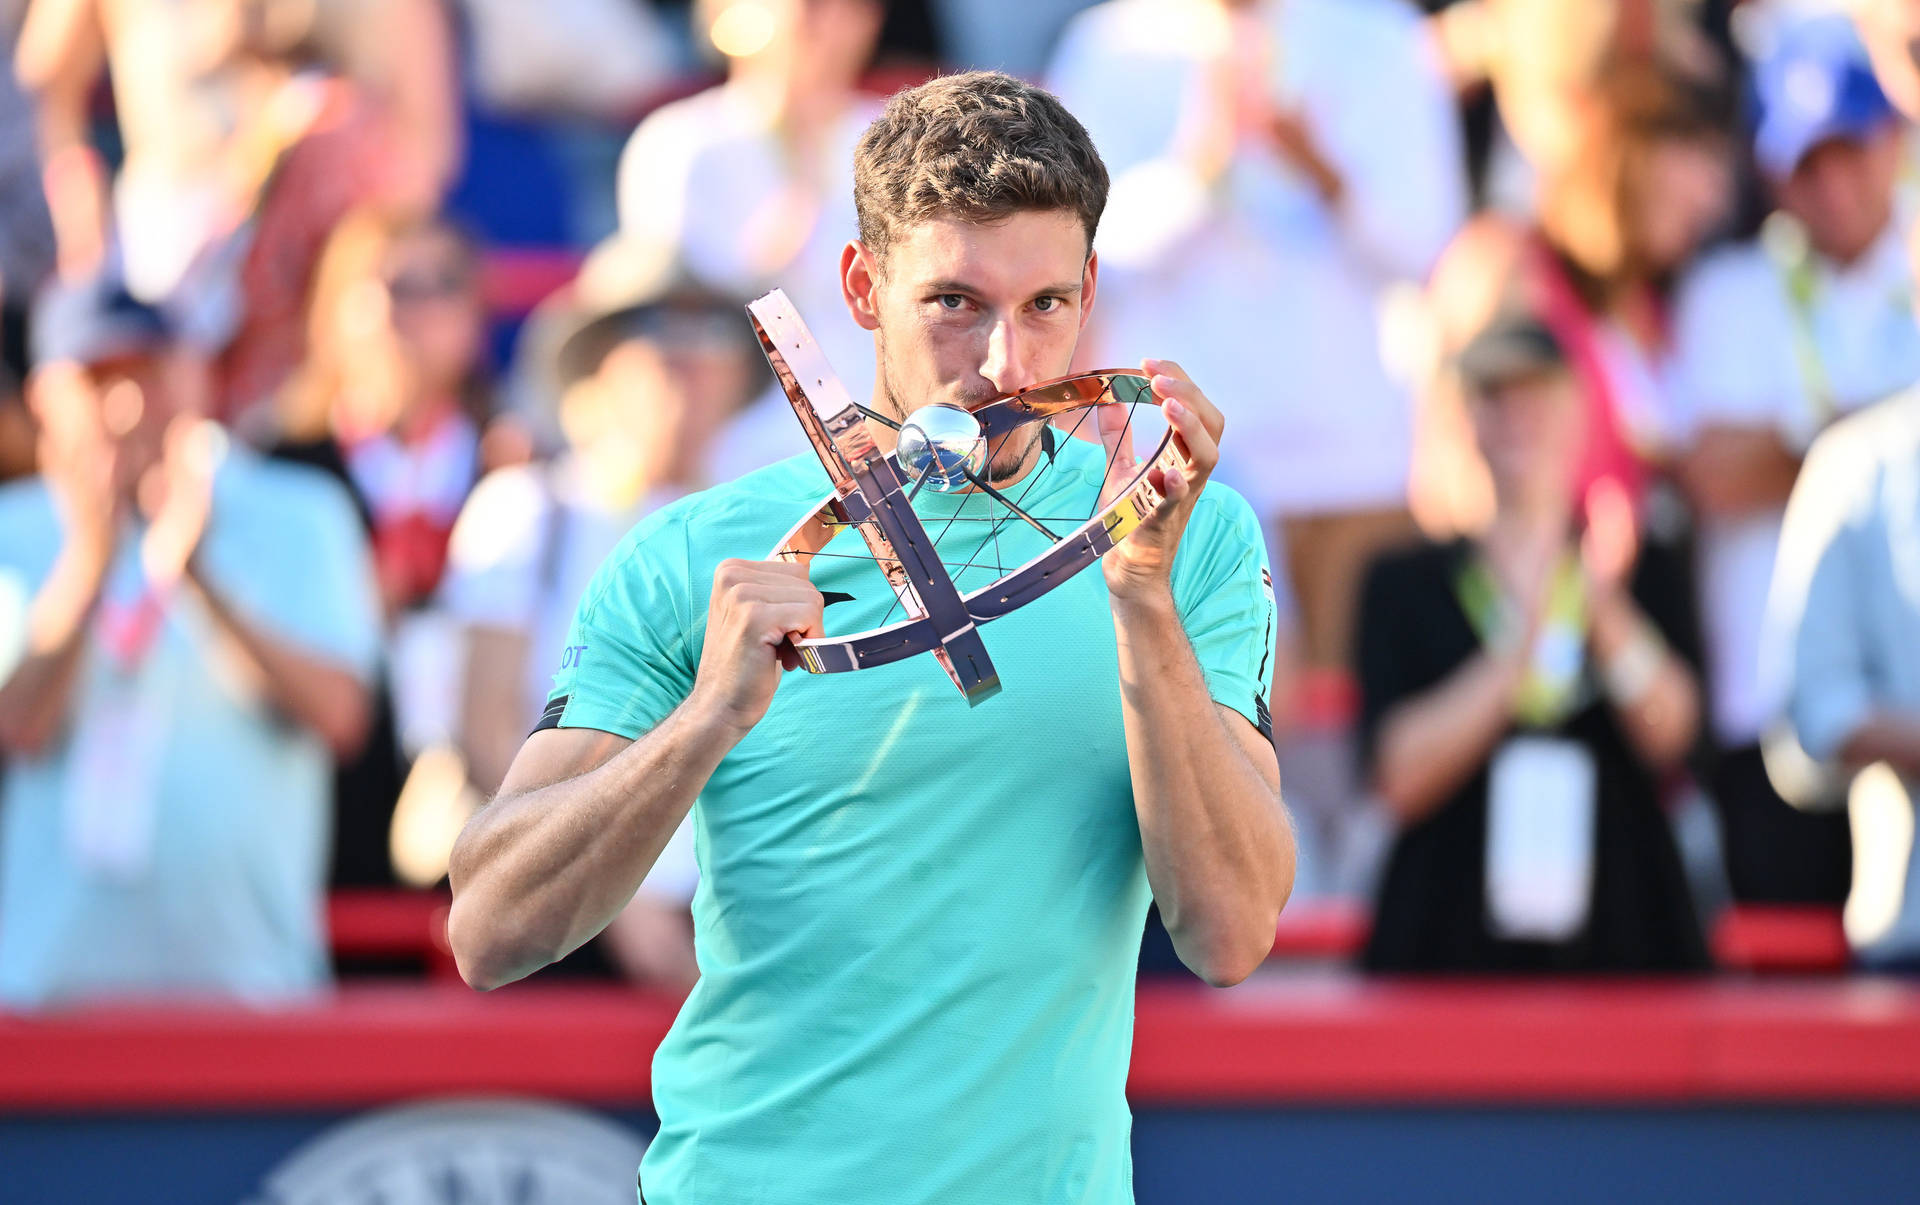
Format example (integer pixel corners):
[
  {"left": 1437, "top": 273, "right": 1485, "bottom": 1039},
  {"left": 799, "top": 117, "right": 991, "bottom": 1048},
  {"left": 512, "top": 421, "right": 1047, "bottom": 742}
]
[
  {"left": 1679, "top": 430, "right": 1802, "bottom": 517},
  {"left": 1589, "top": 589, "right": 1699, "bottom": 769},
  {"left": 0, "top": 544, "right": 106, "bottom": 753},
  {"left": 447, "top": 704, "right": 735, "bottom": 989},
  {"left": 1114, "top": 591, "right": 1292, "bottom": 987},
  {"left": 185, "top": 568, "right": 370, "bottom": 758},
  {"left": 1838, "top": 712, "right": 1920, "bottom": 777},
  {"left": 1373, "top": 645, "right": 1525, "bottom": 823}
]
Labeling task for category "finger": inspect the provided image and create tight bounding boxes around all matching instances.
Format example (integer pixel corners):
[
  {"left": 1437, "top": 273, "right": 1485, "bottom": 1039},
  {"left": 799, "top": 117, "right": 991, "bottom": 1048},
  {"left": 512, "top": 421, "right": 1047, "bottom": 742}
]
[
  {"left": 1147, "top": 370, "right": 1225, "bottom": 441},
  {"left": 756, "top": 557, "right": 816, "bottom": 580},
  {"left": 1092, "top": 408, "right": 1139, "bottom": 510},
  {"left": 755, "top": 600, "right": 825, "bottom": 643},
  {"left": 1154, "top": 461, "right": 1194, "bottom": 510},
  {"left": 1161, "top": 395, "right": 1219, "bottom": 477}
]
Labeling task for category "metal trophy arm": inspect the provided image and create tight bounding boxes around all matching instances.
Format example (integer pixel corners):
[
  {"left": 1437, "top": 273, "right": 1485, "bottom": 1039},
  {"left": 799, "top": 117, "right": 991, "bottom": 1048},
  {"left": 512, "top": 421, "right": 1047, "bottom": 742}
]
[
  {"left": 748, "top": 291, "right": 1001, "bottom": 703},
  {"left": 748, "top": 288, "right": 1182, "bottom": 704}
]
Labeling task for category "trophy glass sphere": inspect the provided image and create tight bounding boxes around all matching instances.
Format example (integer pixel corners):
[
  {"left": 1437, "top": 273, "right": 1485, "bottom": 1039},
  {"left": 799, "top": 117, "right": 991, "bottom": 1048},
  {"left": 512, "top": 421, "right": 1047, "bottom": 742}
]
[{"left": 896, "top": 404, "right": 987, "bottom": 492}]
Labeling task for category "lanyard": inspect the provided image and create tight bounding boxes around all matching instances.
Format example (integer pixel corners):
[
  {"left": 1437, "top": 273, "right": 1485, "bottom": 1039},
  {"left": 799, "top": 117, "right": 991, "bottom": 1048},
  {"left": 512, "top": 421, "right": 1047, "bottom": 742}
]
[
  {"left": 1454, "top": 552, "right": 1589, "bottom": 728},
  {"left": 1762, "top": 212, "right": 1913, "bottom": 430}
]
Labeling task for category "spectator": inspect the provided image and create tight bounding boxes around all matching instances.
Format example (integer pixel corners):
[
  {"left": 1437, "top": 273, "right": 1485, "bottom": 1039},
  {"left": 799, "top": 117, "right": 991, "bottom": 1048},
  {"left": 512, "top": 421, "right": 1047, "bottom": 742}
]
[
  {"left": 1357, "top": 315, "right": 1708, "bottom": 973},
  {"left": 617, "top": 0, "right": 884, "bottom": 481},
  {"left": 1053, "top": 0, "right": 1465, "bottom": 682},
  {"left": 1765, "top": 353, "right": 1920, "bottom": 970},
  {"left": 437, "top": 235, "right": 758, "bottom": 987},
  {"left": 1423, "top": 58, "right": 1733, "bottom": 532},
  {"left": 267, "top": 207, "right": 489, "bottom": 887},
  {"left": 16, "top": 0, "right": 447, "bottom": 421},
  {"left": 0, "top": 275, "right": 379, "bottom": 1008},
  {"left": 272, "top": 208, "right": 487, "bottom": 616},
  {"left": 445, "top": 234, "right": 756, "bottom": 797},
  {"left": 1666, "top": 14, "right": 1916, "bottom": 905},
  {"left": 1048, "top": 0, "right": 1465, "bottom": 899}
]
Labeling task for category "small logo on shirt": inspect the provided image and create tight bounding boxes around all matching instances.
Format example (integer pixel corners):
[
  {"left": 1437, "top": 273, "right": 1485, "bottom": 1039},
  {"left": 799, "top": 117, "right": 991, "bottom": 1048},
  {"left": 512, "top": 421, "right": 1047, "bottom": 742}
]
[{"left": 559, "top": 644, "right": 587, "bottom": 669}]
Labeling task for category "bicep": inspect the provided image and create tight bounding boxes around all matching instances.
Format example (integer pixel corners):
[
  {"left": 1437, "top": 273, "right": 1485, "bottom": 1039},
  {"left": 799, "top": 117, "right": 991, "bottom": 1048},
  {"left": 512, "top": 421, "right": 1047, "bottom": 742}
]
[{"left": 495, "top": 725, "right": 635, "bottom": 802}]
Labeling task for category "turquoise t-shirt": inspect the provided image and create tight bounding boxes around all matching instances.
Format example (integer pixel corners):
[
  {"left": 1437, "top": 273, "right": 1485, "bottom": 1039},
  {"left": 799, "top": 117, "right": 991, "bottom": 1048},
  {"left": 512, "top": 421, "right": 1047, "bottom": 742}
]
[{"left": 544, "top": 439, "right": 1275, "bottom": 1205}]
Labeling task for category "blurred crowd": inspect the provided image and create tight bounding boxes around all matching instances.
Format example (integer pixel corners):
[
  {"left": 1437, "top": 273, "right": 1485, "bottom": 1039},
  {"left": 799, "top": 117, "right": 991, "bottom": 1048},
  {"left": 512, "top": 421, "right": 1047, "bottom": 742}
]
[{"left": 2, "top": 0, "right": 1920, "bottom": 1008}]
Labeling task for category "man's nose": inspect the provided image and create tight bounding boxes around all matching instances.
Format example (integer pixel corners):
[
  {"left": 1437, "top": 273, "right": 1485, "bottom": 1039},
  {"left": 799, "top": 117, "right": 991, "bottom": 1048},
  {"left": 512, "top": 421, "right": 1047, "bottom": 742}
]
[{"left": 977, "top": 316, "right": 1031, "bottom": 396}]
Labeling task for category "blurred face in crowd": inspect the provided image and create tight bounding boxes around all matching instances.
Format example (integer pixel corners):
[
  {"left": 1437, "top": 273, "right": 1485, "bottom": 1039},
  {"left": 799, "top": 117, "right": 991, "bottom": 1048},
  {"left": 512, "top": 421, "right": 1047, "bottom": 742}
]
[
  {"left": 846, "top": 209, "right": 1098, "bottom": 483},
  {"left": 1628, "top": 134, "right": 1732, "bottom": 275},
  {"left": 1778, "top": 125, "right": 1905, "bottom": 265},
  {"left": 711, "top": 0, "right": 882, "bottom": 91},
  {"left": 561, "top": 312, "right": 755, "bottom": 491},
  {"left": 31, "top": 349, "right": 211, "bottom": 506},
  {"left": 378, "top": 225, "right": 486, "bottom": 397},
  {"left": 1469, "top": 368, "right": 1582, "bottom": 517},
  {"left": 331, "top": 222, "right": 485, "bottom": 434}
]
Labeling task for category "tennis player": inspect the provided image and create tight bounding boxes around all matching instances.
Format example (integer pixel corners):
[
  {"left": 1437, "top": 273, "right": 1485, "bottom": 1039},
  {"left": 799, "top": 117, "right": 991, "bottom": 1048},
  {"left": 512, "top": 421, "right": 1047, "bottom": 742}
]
[{"left": 448, "top": 70, "right": 1294, "bottom": 1204}]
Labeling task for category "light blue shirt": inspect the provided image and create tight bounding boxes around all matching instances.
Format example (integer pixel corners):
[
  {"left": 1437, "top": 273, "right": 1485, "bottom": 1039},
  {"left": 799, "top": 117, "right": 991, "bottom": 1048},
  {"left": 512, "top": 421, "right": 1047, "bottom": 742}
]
[
  {"left": 1766, "top": 390, "right": 1920, "bottom": 963},
  {"left": 0, "top": 444, "right": 381, "bottom": 1009}
]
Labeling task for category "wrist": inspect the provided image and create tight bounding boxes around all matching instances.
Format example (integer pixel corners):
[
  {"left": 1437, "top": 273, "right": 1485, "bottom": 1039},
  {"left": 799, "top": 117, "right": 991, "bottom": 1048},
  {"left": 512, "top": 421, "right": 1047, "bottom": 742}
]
[
  {"left": 1600, "top": 621, "right": 1666, "bottom": 708},
  {"left": 680, "top": 684, "right": 761, "bottom": 748},
  {"left": 1108, "top": 580, "right": 1178, "bottom": 624}
]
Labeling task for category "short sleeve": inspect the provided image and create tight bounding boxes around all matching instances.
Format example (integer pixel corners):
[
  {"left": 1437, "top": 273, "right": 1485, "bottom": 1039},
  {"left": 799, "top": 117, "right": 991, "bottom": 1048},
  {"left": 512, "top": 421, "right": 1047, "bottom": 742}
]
[
  {"left": 440, "top": 466, "right": 550, "bottom": 631},
  {"left": 0, "top": 485, "right": 58, "bottom": 682},
  {"left": 1765, "top": 418, "right": 1885, "bottom": 764},
  {"left": 1789, "top": 527, "right": 1876, "bottom": 761},
  {"left": 224, "top": 465, "right": 383, "bottom": 683},
  {"left": 536, "top": 511, "right": 698, "bottom": 739},
  {"left": 0, "top": 555, "right": 29, "bottom": 682},
  {"left": 1172, "top": 487, "right": 1277, "bottom": 738},
  {"left": 1665, "top": 249, "right": 1808, "bottom": 440}
]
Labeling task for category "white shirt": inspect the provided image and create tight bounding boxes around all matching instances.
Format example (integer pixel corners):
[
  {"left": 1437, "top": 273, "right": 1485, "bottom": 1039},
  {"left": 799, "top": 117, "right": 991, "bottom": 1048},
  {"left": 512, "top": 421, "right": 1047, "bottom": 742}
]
[
  {"left": 617, "top": 83, "right": 878, "bottom": 475},
  {"left": 439, "top": 461, "right": 698, "bottom": 901},
  {"left": 1047, "top": 0, "right": 1466, "bottom": 516},
  {"left": 1667, "top": 219, "right": 1920, "bottom": 744}
]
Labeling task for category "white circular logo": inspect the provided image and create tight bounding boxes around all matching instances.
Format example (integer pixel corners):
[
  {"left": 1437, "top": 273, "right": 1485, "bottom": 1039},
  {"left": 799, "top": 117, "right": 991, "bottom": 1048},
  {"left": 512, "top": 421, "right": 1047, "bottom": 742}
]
[{"left": 246, "top": 1098, "right": 648, "bottom": 1205}]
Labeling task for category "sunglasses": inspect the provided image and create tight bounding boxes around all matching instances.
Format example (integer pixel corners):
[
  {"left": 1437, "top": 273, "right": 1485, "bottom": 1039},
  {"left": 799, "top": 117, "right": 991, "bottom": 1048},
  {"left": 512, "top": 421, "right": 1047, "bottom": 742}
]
[{"left": 383, "top": 269, "right": 473, "bottom": 306}]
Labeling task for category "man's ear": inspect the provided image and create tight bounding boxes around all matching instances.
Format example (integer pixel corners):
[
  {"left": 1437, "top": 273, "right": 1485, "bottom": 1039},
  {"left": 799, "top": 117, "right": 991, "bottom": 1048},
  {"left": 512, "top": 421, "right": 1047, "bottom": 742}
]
[
  {"left": 841, "top": 240, "right": 882, "bottom": 332},
  {"left": 1078, "top": 249, "right": 1099, "bottom": 332}
]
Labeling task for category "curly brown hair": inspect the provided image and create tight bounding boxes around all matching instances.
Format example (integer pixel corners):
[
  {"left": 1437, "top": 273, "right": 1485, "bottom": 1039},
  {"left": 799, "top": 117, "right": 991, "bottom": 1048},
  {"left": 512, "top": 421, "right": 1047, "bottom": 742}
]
[{"left": 852, "top": 70, "right": 1109, "bottom": 263}]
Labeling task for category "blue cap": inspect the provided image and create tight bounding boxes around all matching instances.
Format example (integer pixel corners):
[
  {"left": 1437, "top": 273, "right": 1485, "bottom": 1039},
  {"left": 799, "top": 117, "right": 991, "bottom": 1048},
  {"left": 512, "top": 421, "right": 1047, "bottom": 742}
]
[
  {"left": 1754, "top": 15, "right": 1898, "bottom": 177},
  {"left": 31, "top": 273, "right": 173, "bottom": 369}
]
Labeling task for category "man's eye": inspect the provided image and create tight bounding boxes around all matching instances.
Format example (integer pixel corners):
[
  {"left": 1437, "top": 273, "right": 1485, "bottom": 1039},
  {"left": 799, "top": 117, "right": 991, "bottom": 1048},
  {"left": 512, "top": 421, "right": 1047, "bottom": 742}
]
[
  {"left": 1034, "top": 296, "right": 1060, "bottom": 313},
  {"left": 937, "top": 294, "right": 966, "bottom": 310}
]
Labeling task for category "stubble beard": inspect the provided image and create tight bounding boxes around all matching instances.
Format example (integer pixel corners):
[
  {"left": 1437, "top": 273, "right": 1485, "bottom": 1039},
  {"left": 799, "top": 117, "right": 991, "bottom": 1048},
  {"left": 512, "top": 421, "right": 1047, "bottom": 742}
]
[{"left": 873, "top": 330, "right": 1047, "bottom": 487}]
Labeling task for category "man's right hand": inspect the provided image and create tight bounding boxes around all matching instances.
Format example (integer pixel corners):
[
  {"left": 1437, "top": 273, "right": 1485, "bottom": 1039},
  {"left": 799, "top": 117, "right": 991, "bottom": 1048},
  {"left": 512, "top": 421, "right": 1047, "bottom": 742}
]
[{"left": 686, "top": 559, "right": 824, "bottom": 737}]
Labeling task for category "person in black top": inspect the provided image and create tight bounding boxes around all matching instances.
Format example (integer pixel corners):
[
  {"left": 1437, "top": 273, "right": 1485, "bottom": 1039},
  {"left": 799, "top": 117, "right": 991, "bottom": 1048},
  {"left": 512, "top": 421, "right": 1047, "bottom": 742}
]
[{"left": 1357, "top": 315, "right": 1709, "bottom": 973}]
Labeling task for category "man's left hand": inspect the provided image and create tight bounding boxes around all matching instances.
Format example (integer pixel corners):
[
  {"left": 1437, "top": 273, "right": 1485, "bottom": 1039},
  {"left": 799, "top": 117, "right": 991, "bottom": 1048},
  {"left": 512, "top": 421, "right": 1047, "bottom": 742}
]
[{"left": 1099, "top": 358, "right": 1224, "bottom": 603}]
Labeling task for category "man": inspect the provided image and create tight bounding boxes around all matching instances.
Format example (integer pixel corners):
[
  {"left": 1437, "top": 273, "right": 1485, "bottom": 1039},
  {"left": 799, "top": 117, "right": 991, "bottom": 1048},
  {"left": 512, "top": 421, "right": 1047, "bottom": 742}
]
[
  {"left": 1765, "top": 340, "right": 1920, "bottom": 969},
  {"left": 0, "top": 276, "right": 380, "bottom": 1007},
  {"left": 448, "top": 71, "right": 1294, "bottom": 1203},
  {"left": 617, "top": 0, "right": 885, "bottom": 480},
  {"left": 1666, "top": 13, "right": 1919, "bottom": 904},
  {"left": 439, "top": 234, "right": 760, "bottom": 986}
]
